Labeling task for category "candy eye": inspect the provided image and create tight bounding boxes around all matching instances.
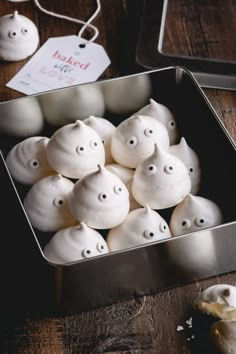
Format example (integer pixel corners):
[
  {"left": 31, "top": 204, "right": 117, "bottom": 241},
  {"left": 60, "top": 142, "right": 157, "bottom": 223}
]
[
  {"left": 144, "top": 229, "right": 156, "bottom": 239},
  {"left": 29, "top": 158, "right": 40, "bottom": 169},
  {"left": 127, "top": 136, "right": 138, "bottom": 147},
  {"left": 76, "top": 145, "right": 86, "bottom": 155},
  {"left": 188, "top": 166, "right": 194, "bottom": 174},
  {"left": 168, "top": 120, "right": 176, "bottom": 130},
  {"left": 181, "top": 219, "right": 191, "bottom": 229},
  {"left": 21, "top": 28, "right": 28, "bottom": 35},
  {"left": 8, "top": 30, "right": 18, "bottom": 39},
  {"left": 195, "top": 217, "right": 207, "bottom": 227},
  {"left": 164, "top": 165, "right": 174, "bottom": 174},
  {"left": 159, "top": 221, "right": 168, "bottom": 233},
  {"left": 82, "top": 248, "right": 93, "bottom": 258},
  {"left": 53, "top": 197, "right": 64, "bottom": 207},
  {"left": 146, "top": 164, "right": 157, "bottom": 176},
  {"left": 144, "top": 128, "right": 154, "bottom": 137},
  {"left": 98, "top": 192, "right": 109, "bottom": 202},
  {"left": 97, "top": 243, "right": 106, "bottom": 253},
  {"left": 90, "top": 140, "right": 99, "bottom": 150},
  {"left": 113, "top": 185, "right": 123, "bottom": 194}
]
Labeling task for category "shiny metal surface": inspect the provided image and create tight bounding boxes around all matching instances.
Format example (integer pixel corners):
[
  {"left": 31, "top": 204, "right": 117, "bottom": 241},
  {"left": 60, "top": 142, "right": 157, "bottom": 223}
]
[{"left": 0, "top": 67, "right": 235, "bottom": 315}]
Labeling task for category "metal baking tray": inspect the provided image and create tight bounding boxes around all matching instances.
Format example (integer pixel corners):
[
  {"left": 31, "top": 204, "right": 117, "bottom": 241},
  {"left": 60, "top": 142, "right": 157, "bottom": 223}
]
[
  {"left": 0, "top": 67, "right": 235, "bottom": 315},
  {"left": 135, "top": 0, "right": 236, "bottom": 90}
]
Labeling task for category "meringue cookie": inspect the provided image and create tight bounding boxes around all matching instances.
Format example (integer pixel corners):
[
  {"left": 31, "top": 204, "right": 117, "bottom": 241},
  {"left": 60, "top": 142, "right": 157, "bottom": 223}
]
[
  {"left": 106, "top": 163, "right": 140, "bottom": 210},
  {"left": 107, "top": 204, "right": 171, "bottom": 252},
  {"left": 134, "top": 98, "right": 178, "bottom": 144},
  {"left": 211, "top": 320, "right": 236, "bottom": 354},
  {"left": 111, "top": 115, "right": 170, "bottom": 168},
  {"left": 23, "top": 174, "right": 76, "bottom": 232},
  {"left": 194, "top": 284, "right": 236, "bottom": 320},
  {"left": 6, "top": 136, "right": 55, "bottom": 185},
  {"left": 43, "top": 222, "right": 109, "bottom": 265},
  {"left": 101, "top": 74, "right": 152, "bottom": 114},
  {"left": 69, "top": 165, "right": 130, "bottom": 229},
  {"left": 46, "top": 120, "right": 105, "bottom": 179},
  {"left": 169, "top": 194, "right": 223, "bottom": 236},
  {"left": 0, "top": 11, "right": 39, "bottom": 61},
  {"left": 0, "top": 96, "right": 44, "bottom": 137},
  {"left": 169, "top": 137, "right": 201, "bottom": 195},
  {"left": 83, "top": 116, "right": 116, "bottom": 164},
  {"left": 132, "top": 144, "right": 191, "bottom": 209},
  {"left": 39, "top": 83, "right": 105, "bottom": 126}
]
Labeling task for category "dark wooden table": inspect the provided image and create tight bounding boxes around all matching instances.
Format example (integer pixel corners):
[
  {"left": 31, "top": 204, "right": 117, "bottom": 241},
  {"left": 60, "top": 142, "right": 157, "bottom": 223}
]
[{"left": 0, "top": 1, "right": 236, "bottom": 353}]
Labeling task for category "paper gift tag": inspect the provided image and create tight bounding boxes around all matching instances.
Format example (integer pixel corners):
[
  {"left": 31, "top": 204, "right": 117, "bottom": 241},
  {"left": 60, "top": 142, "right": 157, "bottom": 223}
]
[{"left": 6, "top": 35, "right": 111, "bottom": 95}]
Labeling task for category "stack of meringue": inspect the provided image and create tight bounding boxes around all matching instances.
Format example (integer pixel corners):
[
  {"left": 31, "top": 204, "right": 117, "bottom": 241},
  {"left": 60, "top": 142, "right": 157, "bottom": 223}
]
[
  {"left": 5, "top": 89, "right": 223, "bottom": 265},
  {"left": 193, "top": 284, "right": 236, "bottom": 353}
]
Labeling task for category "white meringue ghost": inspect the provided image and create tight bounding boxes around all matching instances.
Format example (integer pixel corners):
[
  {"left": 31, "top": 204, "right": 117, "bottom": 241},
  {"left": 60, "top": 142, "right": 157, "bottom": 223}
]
[
  {"left": 23, "top": 174, "right": 76, "bottom": 232},
  {"left": 169, "top": 194, "right": 223, "bottom": 236},
  {"left": 211, "top": 320, "right": 236, "bottom": 353},
  {"left": 101, "top": 74, "right": 152, "bottom": 114},
  {"left": 132, "top": 144, "right": 191, "bottom": 209},
  {"left": 194, "top": 284, "right": 236, "bottom": 322},
  {"left": 111, "top": 115, "right": 170, "bottom": 168},
  {"left": 68, "top": 165, "right": 130, "bottom": 229},
  {"left": 169, "top": 137, "right": 201, "bottom": 195},
  {"left": 0, "top": 11, "right": 39, "bottom": 61},
  {"left": 5, "top": 136, "right": 55, "bottom": 185},
  {"left": 106, "top": 163, "right": 140, "bottom": 210},
  {"left": 38, "top": 83, "right": 105, "bottom": 126},
  {"left": 46, "top": 120, "right": 105, "bottom": 179},
  {"left": 107, "top": 204, "right": 172, "bottom": 252},
  {"left": 134, "top": 98, "right": 178, "bottom": 145},
  {"left": 43, "top": 222, "right": 109, "bottom": 265},
  {"left": 83, "top": 116, "right": 116, "bottom": 164},
  {"left": 0, "top": 96, "right": 44, "bottom": 137}
]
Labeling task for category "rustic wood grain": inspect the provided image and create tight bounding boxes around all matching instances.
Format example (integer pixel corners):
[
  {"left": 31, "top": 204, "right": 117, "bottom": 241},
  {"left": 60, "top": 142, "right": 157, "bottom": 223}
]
[
  {"left": 162, "top": 0, "right": 236, "bottom": 61},
  {"left": 0, "top": 1, "right": 236, "bottom": 354}
]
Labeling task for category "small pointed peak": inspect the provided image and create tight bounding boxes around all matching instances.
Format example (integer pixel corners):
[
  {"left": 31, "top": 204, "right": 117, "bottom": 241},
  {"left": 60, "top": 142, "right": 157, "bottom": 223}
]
[
  {"left": 79, "top": 222, "right": 88, "bottom": 231},
  {"left": 152, "top": 143, "right": 167, "bottom": 161},
  {"left": 149, "top": 98, "right": 159, "bottom": 107},
  {"left": 38, "top": 137, "right": 49, "bottom": 146},
  {"left": 12, "top": 11, "right": 19, "bottom": 19},
  {"left": 74, "top": 120, "right": 84, "bottom": 128},
  {"left": 54, "top": 174, "right": 63, "bottom": 181},
  {"left": 132, "top": 115, "right": 144, "bottom": 123},
  {"left": 143, "top": 204, "right": 152, "bottom": 214}
]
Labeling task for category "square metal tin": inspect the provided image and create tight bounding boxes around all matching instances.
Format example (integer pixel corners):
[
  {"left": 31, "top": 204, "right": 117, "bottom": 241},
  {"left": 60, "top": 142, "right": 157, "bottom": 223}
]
[
  {"left": 0, "top": 67, "right": 235, "bottom": 315},
  {"left": 135, "top": 0, "right": 236, "bottom": 90}
]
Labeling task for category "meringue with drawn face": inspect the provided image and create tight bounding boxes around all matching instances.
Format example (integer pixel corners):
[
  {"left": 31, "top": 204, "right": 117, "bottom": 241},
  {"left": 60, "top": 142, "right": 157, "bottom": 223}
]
[
  {"left": 132, "top": 144, "right": 191, "bottom": 209},
  {"left": 107, "top": 204, "right": 172, "bottom": 252},
  {"left": 194, "top": 284, "right": 236, "bottom": 320},
  {"left": 169, "top": 137, "right": 201, "bottom": 195},
  {"left": 169, "top": 194, "right": 223, "bottom": 236},
  {"left": 83, "top": 116, "right": 116, "bottom": 164},
  {"left": 0, "top": 96, "right": 44, "bottom": 137},
  {"left": 0, "top": 11, "right": 39, "bottom": 61},
  {"left": 38, "top": 83, "right": 105, "bottom": 126},
  {"left": 111, "top": 115, "right": 170, "bottom": 168},
  {"left": 43, "top": 222, "right": 109, "bottom": 265},
  {"left": 6, "top": 136, "right": 55, "bottom": 185},
  {"left": 134, "top": 99, "right": 178, "bottom": 145},
  {"left": 101, "top": 74, "right": 152, "bottom": 115},
  {"left": 46, "top": 120, "right": 105, "bottom": 179},
  {"left": 23, "top": 174, "right": 76, "bottom": 232},
  {"left": 69, "top": 165, "right": 130, "bottom": 229},
  {"left": 106, "top": 163, "right": 140, "bottom": 210}
]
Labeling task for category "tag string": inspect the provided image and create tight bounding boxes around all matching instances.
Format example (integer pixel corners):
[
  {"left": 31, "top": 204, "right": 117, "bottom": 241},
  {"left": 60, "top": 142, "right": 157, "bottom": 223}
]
[{"left": 33, "top": 0, "right": 101, "bottom": 42}]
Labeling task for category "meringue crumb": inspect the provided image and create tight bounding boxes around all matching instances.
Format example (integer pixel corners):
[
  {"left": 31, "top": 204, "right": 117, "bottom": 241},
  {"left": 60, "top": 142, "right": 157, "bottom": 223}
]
[
  {"left": 176, "top": 325, "right": 184, "bottom": 331},
  {"left": 185, "top": 317, "right": 192, "bottom": 327}
]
